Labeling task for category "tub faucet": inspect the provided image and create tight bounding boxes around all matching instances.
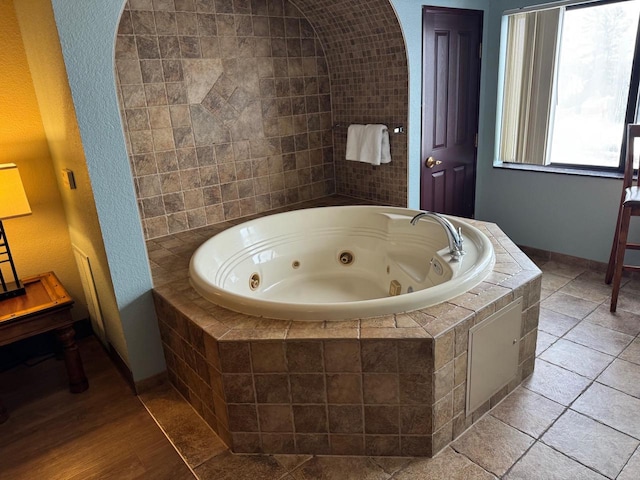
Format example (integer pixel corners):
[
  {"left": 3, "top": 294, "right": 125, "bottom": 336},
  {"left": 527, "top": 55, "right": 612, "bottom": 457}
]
[{"left": 410, "top": 211, "right": 465, "bottom": 262}]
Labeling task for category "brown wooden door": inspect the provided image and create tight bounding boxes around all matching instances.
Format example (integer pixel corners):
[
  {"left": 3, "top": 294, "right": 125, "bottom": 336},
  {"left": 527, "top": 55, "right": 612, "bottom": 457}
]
[{"left": 421, "top": 8, "right": 482, "bottom": 218}]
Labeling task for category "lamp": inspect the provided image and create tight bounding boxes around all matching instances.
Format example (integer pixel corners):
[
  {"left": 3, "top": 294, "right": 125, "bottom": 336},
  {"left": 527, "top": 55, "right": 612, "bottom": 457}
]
[{"left": 0, "top": 163, "right": 32, "bottom": 300}]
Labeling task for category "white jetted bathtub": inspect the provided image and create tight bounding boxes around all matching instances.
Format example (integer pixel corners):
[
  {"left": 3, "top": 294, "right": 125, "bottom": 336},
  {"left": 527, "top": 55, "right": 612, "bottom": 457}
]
[{"left": 189, "top": 206, "right": 495, "bottom": 321}]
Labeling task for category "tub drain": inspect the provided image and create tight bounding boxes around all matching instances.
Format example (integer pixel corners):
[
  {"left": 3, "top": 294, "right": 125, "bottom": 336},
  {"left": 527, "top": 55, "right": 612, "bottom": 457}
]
[
  {"left": 338, "top": 251, "right": 354, "bottom": 265},
  {"left": 249, "top": 273, "right": 260, "bottom": 290}
]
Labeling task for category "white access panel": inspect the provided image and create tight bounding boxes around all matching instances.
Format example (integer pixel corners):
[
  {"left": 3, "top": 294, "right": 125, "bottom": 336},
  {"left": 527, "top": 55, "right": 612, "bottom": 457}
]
[
  {"left": 466, "top": 297, "right": 523, "bottom": 415},
  {"left": 73, "top": 244, "right": 107, "bottom": 346}
]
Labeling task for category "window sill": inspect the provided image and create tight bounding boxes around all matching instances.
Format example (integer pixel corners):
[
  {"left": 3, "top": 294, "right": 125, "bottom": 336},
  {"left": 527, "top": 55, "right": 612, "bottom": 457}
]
[{"left": 493, "top": 161, "right": 624, "bottom": 179}]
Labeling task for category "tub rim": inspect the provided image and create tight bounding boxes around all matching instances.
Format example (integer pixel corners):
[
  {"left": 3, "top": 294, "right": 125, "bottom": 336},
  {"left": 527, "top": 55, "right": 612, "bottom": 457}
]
[{"left": 189, "top": 205, "right": 496, "bottom": 321}]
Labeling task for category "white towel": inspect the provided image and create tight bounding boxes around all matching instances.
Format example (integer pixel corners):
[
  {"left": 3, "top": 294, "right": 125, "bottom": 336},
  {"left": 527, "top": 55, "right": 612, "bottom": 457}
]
[
  {"left": 346, "top": 124, "right": 365, "bottom": 161},
  {"left": 345, "top": 124, "right": 391, "bottom": 165},
  {"left": 362, "top": 124, "right": 391, "bottom": 165}
]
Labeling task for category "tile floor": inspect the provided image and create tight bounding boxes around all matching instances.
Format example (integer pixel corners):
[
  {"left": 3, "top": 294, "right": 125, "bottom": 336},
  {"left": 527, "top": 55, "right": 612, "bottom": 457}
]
[{"left": 142, "top": 255, "right": 640, "bottom": 479}]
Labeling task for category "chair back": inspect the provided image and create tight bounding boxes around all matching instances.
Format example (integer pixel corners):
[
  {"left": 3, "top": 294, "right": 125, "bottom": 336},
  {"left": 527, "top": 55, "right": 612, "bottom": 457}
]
[{"left": 624, "top": 124, "right": 640, "bottom": 191}]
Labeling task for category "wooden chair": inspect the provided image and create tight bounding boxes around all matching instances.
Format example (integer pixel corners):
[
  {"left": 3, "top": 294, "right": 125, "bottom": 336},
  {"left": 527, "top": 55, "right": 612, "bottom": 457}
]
[{"left": 605, "top": 123, "right": 640, "bottom": 312}]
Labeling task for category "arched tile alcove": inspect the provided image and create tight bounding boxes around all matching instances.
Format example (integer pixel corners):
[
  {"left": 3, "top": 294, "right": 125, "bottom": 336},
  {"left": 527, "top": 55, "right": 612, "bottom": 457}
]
[
  {"left": 115, "top": 0, "right": 408, "bottom": 240},
  {"left": 293, "top": 0, "right": 409, "bottom": 207}
]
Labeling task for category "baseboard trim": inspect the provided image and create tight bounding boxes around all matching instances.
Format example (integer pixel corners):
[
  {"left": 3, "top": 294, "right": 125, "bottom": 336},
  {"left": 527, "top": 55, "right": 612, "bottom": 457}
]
[
  {"left": 135, "top": 371, "right": 168, "bottom": 394},
  {"left": 107, "top": 343, "right": 135, "bottom": 394},
  {"left": 518, "top": 245, "right": 608, "bottom": 272}
]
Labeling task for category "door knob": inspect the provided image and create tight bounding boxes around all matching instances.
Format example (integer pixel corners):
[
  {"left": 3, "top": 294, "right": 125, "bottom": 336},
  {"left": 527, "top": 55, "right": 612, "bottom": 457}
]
[{"left": 425, "top": 156, "right": 442, "bottom": 168}]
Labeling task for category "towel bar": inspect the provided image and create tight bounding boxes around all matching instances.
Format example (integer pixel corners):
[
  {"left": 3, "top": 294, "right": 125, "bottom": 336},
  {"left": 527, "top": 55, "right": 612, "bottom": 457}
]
[{"left": 332, "top": 124, "right": 405, "bottom": 134}]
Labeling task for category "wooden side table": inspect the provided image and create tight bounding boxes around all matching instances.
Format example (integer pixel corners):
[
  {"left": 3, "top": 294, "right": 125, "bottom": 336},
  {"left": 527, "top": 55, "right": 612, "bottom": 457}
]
[{"left": 0, "top": 272, "right": 88, "bottom": 423}]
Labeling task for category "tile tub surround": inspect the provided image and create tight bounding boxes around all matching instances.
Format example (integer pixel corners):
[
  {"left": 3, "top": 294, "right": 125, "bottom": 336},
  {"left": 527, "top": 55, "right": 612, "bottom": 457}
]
[
  {"left": 116, "top": 0, "right": 409, "bottom": 240},
  {"left": 293, "top": 0, "right": 409, "bottom": 207},
  {"left": 149, "top": 200, "right": 541, "bottom": 457},
  {"left": 116, "top": 0, "right": 335, "bottom": 239}
]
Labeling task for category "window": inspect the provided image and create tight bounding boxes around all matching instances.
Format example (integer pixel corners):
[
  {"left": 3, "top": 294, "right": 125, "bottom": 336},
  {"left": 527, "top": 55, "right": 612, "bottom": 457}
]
[{"left": 498, "top": 0, "right": 640, "bottom": 172}]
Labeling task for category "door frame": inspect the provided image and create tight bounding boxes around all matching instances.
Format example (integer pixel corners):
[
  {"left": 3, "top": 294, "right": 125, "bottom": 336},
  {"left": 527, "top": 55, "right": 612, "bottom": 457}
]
[{"left": 420, "top": 6, "right": 484, "bottom": 217}]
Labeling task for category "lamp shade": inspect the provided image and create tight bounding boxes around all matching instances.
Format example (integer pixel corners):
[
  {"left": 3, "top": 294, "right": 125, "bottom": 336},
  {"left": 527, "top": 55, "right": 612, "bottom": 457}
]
[{"left": 0, "top": 163, "right": 31, "bottom": 220}]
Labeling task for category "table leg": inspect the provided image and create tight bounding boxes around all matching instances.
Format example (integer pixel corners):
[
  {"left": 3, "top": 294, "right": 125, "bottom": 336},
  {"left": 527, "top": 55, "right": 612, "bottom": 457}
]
[
  {"left": 0, "top": 399, "right": 7, "bottom": 423},
  {"left": 55, "top": 326, "right": 89, "bottom": 393}
]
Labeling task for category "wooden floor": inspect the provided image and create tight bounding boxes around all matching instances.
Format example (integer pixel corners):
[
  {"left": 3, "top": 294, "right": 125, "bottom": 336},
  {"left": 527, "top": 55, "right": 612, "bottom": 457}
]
[{"left": 0, "top": 335, "right": 194, "bottom": 479}]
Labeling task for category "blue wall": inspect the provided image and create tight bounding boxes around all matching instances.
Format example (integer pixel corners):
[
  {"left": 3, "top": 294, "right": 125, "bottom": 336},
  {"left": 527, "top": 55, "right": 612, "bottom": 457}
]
[
  {"left": 395, "top": 0, "right": 630, "bottom": 263},
  {"left": 391, "top": 0, "right": 491, "bottom": 210},
  {"left": 51, "top": 0, "right": 165, "bottom": 382},
  {"left": 476, "top": 0, "right": 630, "bottom": 263}
]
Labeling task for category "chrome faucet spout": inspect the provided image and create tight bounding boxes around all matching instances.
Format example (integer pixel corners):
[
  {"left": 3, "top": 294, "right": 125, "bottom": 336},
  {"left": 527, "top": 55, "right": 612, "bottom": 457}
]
[{"left": 410, "top": 211, "right": 465, "bottom": 261}]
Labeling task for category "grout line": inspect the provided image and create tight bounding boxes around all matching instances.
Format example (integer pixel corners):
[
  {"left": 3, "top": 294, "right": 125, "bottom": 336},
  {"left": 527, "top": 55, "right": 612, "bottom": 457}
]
[
  {"left": 451, "top": 266, "right": 640, "bottom": 478},
  {"left": 136, "top": 395, "right": 201, "bottom": 479},
  {"left": 514, "top": 271, "right": 640, "bottom": 477}
]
